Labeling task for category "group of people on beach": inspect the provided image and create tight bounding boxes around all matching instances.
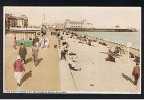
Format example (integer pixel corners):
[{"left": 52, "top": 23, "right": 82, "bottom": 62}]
[
  {"left": 106, "top": 45, "right": 140, "bottom": 85},
  {"left": 57, "top": 31, "right": 81, "bottom": 71},
  {"left": 57, "top": 30, "right": 140, "bottom": 86},
  {"left": 13, "top": 34, "right": 49, "bottom": 86}
]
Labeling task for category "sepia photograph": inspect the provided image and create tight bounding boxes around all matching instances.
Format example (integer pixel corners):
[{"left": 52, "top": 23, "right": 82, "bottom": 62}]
[{"left": 3, "top": 6, "right": 141, "bottom": 93}]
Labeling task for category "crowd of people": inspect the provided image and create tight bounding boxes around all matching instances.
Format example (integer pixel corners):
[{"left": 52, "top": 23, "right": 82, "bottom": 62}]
[
  {"left": 57, "top": 30, "right": 140, "bottom": 86},
  {"left": 57, "top": 31, "right": 82, "bottom": 71}
]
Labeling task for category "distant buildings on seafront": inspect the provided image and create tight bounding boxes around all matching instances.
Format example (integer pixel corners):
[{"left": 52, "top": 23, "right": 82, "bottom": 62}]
[
  {"left": 5, "top": 13, "right": 40, "bottom": 40},
  {"left": 5, "top": 13, "right": 28, "bottom": 31},
  {"left": 55, "top": 19, "right": 137, "bottom": 32},
  {"left": 5, "top": 13, "right": 137, "bottom": 34},
  {"left": 64, "top": 19, "right": 94, "bottom": 29},
  {"left": 53, "top": 19, "right": 94, "bottom": 31}
]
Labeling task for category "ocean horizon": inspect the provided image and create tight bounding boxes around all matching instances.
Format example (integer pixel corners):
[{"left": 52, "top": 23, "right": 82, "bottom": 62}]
[{"left": 78, "top": 32, "right": 140, "bottom": 49}]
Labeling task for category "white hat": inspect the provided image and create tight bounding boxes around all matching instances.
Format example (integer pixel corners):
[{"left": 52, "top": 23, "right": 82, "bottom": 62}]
[{"left": 16, "top": 55, "right": 21, "bottom": 60}]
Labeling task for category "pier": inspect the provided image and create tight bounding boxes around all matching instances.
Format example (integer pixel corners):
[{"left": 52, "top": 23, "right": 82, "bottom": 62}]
[{"left": 66, "top": 28, "right": 136, "bottom": 32}]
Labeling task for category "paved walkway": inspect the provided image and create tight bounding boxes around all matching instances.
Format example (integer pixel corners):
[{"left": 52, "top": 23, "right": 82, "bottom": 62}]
[
  {"left": 4, "top": 33, "right": 60, "bottom": 92},
  {"left": 4, "top": 33, "right": 140, "bottom": 93}
]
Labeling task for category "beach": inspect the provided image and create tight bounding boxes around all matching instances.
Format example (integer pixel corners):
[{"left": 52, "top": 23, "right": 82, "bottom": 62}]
[
  {"left": 77, "top": 31, "right": 140, "bottom": 56},
  {"left": 58, "top": 31, "right": 140, "bottom": 93}
]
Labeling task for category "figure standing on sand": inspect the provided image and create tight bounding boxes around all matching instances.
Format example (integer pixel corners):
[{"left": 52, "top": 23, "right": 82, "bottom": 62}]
[
  {"left": 13, "top": 55, "right": 25, "bottom": 87},
  {"left": 32, "top": 42, "right": 39, "bottom": 66},
  {"left": 132, "top": 62, "right": 140, "bottom": 85},
  {"left": 19, "top": 43, "right": 27, "bottom": 64}
]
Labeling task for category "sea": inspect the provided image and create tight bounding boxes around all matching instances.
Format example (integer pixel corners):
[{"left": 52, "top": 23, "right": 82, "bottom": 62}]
[{"left": 78, "top": 32, "right": 140, "bottom": 49}]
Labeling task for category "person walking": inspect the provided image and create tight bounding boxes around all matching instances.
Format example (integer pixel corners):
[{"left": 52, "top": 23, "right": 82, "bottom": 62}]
[
  {"left": 40, "top": 37, "right": 45, "bottom": 48},
  {"left": 13, "top": 36, "right": 17, "bottom": 49},
  {"left": 19, "top": 43, "right": 27, "bottom": 64},
  {"left": 132, "top": 62, "right": 140, "bottom": 85},
  {"left": 44, "top": 36, "right": 49, "bottom": 48},
  {"left": 32, "top": 42, "right": 39, "bottom": 66},
  {"left": 13, "top": 55, "right": 25, "bottom": 86}
]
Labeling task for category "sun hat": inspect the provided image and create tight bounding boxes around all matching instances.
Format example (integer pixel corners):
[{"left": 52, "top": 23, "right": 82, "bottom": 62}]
[{"left": 16, "top": 55, "right": 21, "bottom": 60}]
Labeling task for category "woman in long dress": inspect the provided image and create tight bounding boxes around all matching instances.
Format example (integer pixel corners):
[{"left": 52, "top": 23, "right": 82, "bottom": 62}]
[
  {"left": 44, "top": 37, "right": 49, "bottom": 48},
  {"left": 32, "top": 42, "right": 39, "bottom": 66}
]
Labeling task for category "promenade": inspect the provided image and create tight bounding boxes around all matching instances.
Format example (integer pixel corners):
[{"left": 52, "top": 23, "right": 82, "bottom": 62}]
[
  {"left": 4, "top": 33, "right": 60, "bottom": 92},
  {"left": 4, "top": 31, "right": 140, "bottom": 93}
]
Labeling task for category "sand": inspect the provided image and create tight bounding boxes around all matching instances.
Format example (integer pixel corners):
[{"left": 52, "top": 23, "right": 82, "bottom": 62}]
[{"left": 59, "top": 34, "right": 140, "bottom": 93}]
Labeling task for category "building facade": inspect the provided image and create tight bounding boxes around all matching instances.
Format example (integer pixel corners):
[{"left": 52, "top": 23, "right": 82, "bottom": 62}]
[
  {"left": 5, "top": 13, "right": 28, "bottom": 31},
  {"left": 55, "top": 23, "right": 64, "bottom": 30},
  {"left": 64, "top": 19, "right": 94, "bottom": 29}
]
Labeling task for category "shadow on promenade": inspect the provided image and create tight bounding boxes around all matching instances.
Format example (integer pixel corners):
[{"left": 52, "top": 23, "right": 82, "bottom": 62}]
[
  {"left": 35, "top": 58, "right": 43, "bottom": 67},
  {"left": 20, "top": 70, "right": 32, "bottom": 86},
  {"left": 121, "top": 73, "right": 135, "bottom": 85},
  {"left": 25, "top": 57, "right": 32, "bottom": 64}
]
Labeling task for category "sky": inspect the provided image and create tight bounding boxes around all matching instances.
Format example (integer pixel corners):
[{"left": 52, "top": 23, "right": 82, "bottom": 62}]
[{"left": 4, "top": 7, "right": 141, "bottom": 29}]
